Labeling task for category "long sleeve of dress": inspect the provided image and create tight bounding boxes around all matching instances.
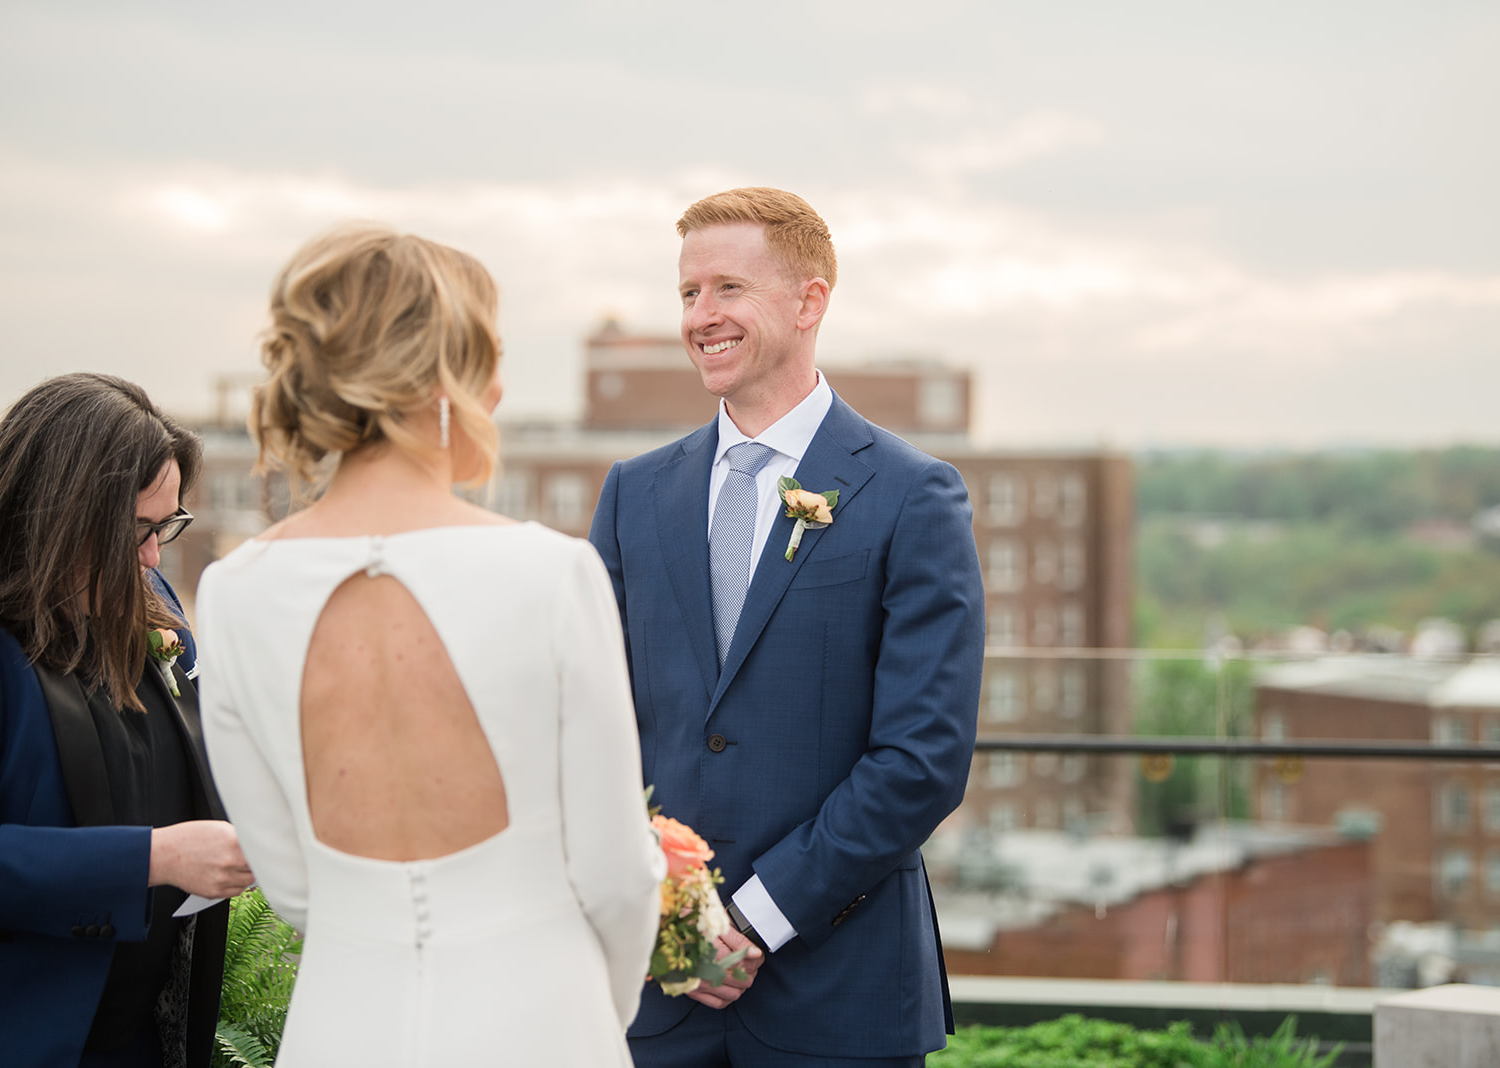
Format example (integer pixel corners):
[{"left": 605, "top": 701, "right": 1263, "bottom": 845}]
[
  {"left": 197, "top": 573, "right": 310, "bottom": 931},
  {"left": 554, "top": 543, "right": 664, "bottom": 1030}
]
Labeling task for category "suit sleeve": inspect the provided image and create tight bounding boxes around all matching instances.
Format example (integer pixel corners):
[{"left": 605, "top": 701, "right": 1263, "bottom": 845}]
[
  {"left": 196, "top": 574, "right": 310, "bottom": 931},
  {"left": 0, "top": 640, "right": 154, "bottom": 941},
  {"left": 586, "top": 462, "right": 633, "bottom": 680},
  {"left": 752, "top": 460, "right": 984, "bottom": 949},
  {"left": 555, "top": 540, "right": 664, "bottom": 1029}
]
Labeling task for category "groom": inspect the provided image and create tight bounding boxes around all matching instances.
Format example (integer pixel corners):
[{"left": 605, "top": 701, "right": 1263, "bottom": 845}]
[{"left": 589, "top": 187, "right": 985, "bottom": 1066}]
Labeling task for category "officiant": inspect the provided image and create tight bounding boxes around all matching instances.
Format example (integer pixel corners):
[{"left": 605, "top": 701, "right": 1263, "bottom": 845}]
[{"left": 0, "top": 373, "right": 254, "bottom": 1068}]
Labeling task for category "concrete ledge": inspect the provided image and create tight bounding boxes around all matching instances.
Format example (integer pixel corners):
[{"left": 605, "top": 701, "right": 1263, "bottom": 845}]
[{"left": 1375, "top": 984, "right": 1500, "bottom": 1067}]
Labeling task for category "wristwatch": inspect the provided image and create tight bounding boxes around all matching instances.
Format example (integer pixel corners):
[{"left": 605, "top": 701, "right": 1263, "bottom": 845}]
[{"left": 725, "top": 900, "right": 769, "bottom": 953}]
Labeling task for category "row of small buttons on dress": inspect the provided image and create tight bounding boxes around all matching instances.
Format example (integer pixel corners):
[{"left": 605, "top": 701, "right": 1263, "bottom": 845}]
[{"left": 409, "top": 865, "right": 432, "bottom": 946}]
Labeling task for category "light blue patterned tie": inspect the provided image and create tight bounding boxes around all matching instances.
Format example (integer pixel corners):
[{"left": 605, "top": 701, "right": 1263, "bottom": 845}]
[{"left": 710, "top": 442, "right": 775, "bottom": 667}]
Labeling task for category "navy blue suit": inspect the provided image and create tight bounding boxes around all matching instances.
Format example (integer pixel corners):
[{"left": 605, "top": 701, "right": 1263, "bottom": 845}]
[
  {"left": 589, "top": 394, "right": 984, "bottom": 1059},
  {"left": 0, "top": 574, "right": 226, "bottom": 1068}
]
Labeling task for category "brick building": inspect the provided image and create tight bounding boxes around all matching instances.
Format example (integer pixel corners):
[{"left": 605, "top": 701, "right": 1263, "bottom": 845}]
[
  {"left": 936, "top": 824, "right": 1373, "bottom": 985},
  {"left": 1254, "top": 658, "right": 1500, "bottom": 933}
]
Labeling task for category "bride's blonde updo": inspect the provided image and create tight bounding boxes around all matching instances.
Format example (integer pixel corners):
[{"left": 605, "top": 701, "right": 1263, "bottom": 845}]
[{"left": 253, "top": 222, "right": 502, "bottom": 490}]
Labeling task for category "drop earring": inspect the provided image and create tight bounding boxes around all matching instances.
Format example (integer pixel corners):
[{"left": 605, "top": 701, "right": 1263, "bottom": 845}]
[{"left": 438, "top": 396, "right": 451, "bottom": 449}]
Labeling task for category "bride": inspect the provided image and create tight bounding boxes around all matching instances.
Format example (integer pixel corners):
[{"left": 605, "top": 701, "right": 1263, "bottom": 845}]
[{"left": 197, "top": 224, "right": 663, "bottom": 1065}]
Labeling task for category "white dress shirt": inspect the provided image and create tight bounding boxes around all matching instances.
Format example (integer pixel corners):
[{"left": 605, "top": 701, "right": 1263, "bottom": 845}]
[{"left": 708, "top": 371, "right": 834, "bottom": 953}]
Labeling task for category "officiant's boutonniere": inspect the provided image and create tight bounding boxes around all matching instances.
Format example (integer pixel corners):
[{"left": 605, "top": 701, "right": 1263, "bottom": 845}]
[
  {"left": 147, "top": 628, "right": 185, "bottom": 697},
  {"left": 777, "top": 477, "right": 838, "bottom": 561}
]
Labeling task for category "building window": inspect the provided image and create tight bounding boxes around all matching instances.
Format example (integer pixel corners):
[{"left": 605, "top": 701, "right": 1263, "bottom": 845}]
[
  {"left": 1486, "top": 787, "right": 1500, "bottom": 833},
  {"left": 1032, "top": 539, "right": 1057, "bottom": 585},
  {"left": 1060, "top": 537, "right": 1085, "bottom": 590},
  {"left": 1060, "top": 473, "right": 1087, "bottom": 526},
  {"left": 1438, "top": 782, "right": 1471, "bottom": 832},
  {"left": 1031, "top": 605, "right": 1057, "bottom": 646},
  {"left": 988, "top": 604, "right": 1018, "bottom": 646},
  {"left": 1487, "top": 719, "right": 1500, "bottom": 745},
  {"left": 988, "top": 803, "right": 1018, "bottom": 832},
  {"left": 210, "top": 471, "right": 246, "bottom": 512},
  {"left": 987, "top": 752, "right": 1023, "bottom": 788},
  {"left": 1063, "top": 796, "right": 1086, "bottom": 829},
  {"left": 985, "top": 669, "right": 1020, "bottom": 723},
  {"left": 545, "top": 473, "right": 589, "bottom": 528},
  {"left": 987, "top": 538, "right": 1024, "bottom": 592},
  {"left": 1263, "top": 783, "right": 1288, "bottom": 822},
  {"left": 1262, "top": 713, "right": 1286, "bottom": 742},
  {"left": 1433, "top": 715, "right": 1466, "bottom": 746},
  {"left": 1440, "top": 849, "right": 1473, "bottom": 897},
  {"left": 492, "top": 470, "right": 533, "bottom": 519},
  {"left": 1060, "top": 754, "right": 1086, "bottom": 784},
  {"left": 917, "top": 377, "right": 963, "bottom": 428},
  {"left": 988, "top": 474, "right": 1023, "bottom": 526},
  {"left": 1060, "top": 665, "right": 1086, "bottom": 719},
  {"left": 1061, "top": 603, "right": 1085, "bottom": 647},
  {"left": 1032, "top": 664, "right": 1058, "bottom": 715},
  {"left": 595, "top": 372, "right": 624, "bottom": 399},
  {"left": 1487, "top": 853, "right": 1500, "bottom": 898},
  {"left": 1033, "top": 474, "right": 1058, "bottom": 519}
]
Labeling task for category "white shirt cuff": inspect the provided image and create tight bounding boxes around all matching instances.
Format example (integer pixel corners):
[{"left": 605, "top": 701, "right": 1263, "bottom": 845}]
[{"left": 732, "top": 875, "right": 796, "bottom": 952}]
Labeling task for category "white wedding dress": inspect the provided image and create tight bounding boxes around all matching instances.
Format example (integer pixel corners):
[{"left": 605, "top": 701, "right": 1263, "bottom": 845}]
[{"left": 196, "top": 524, "right": 663, "bottom": 1066}]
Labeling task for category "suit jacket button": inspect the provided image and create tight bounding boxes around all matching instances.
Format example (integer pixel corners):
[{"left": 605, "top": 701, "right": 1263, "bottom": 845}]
[
  {"left": 71, "top": 925, "right": 86, "bottom": 938},
  {"left": 100, "top": 924, "right": 116, "bottom": 939},
  {"left": 707, "top": 733, "right": 727, "bottom": 753},
  {"left": 85, "top": 925, "right": 100, "bottom": 938}
]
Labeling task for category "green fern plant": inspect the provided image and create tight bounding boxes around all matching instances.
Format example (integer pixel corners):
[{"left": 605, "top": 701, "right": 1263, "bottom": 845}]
[
  {"left": 212, "top": 889, "right": 301, "bottom": 1068},
  {"left": 1211, "top": 1016, "right": 1342, "bottom": 1068}
]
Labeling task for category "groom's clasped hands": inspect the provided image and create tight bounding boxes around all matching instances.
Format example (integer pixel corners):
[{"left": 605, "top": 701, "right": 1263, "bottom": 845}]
[{"left": 683, "top": 928, "right": 764, "bottom": 1009}]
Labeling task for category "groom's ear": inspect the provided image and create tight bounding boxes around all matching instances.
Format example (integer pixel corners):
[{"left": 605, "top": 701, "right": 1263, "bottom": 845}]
[{"left": 795, "top": 278, "right": 830, "bottom": 333}]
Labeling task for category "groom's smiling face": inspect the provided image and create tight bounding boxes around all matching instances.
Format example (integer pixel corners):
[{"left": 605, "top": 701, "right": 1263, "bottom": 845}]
[{"left": 678, "top": 222, "right": 810, "bottom": 416}]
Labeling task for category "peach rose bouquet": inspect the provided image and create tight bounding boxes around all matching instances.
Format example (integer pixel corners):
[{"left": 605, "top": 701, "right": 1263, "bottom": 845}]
[{"left": 646, "top": 790, "right": 748, "bottom": 996}]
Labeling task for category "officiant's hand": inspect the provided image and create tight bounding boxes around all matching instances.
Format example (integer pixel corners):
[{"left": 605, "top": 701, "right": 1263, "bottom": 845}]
[{"left": 685, "top": 928, "right": 764, "bottom": 1009}]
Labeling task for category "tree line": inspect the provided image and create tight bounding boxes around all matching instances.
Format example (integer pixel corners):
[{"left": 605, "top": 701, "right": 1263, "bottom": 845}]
[
  {"left": 1136, "top": 446, "right": 1500, "bottom": 531},
  {"left": 1132, "top": 445, "right": 1500, "bottom": 648}
]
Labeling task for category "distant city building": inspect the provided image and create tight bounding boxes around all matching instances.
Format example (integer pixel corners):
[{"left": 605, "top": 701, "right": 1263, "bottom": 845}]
[
  {"left": 931, "top": 823, "right": 1372, "bottom": 985},
  {"left": 1254, "top": 657, "right": 1500, "bottom": 936}
]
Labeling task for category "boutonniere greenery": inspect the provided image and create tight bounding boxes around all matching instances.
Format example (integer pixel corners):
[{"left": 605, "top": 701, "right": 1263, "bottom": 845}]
[
  {"left": 147, "top": 628, "right": 185, "bottom": 697},
  {"left": 777, "top": 477, "right": 838, "bottom": 561}
]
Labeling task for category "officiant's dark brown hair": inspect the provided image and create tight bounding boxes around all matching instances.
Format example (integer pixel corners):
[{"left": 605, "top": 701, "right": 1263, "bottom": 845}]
[{"left": 0, "top": 372, "right": 201, "bottom": 711}]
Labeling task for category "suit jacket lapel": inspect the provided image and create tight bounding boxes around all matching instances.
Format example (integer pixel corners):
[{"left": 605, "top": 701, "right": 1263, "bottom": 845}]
[
  {"left": 654, "top": 421, "right": 721, "bottom": 699},
  {"left": 711, "top": 396, "right": 877, "bottom": 709},
  {"left": 33, "top": 663, "right": 115, "bottom": 826},
  {"left": 146, "top": 660, "right": 226, "bottom": 820}
]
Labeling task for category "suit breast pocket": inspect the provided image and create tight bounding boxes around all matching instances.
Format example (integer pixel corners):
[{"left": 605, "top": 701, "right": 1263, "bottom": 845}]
[{"left": 789, "top": 549, "right": 869, "bottom": 590}]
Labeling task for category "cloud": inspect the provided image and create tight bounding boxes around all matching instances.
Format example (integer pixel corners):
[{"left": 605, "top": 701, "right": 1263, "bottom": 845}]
[
  {"left": 909, "top": 111, "right": 1107, "bottom": 180},
  {"left": 3, "top": 152, "right": 1498, "bottom": 446}
]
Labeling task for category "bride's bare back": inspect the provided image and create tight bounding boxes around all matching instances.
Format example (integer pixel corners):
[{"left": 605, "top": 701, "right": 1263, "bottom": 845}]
[{"left": 301, "top": 571, "right": 508, "bottom": 861}]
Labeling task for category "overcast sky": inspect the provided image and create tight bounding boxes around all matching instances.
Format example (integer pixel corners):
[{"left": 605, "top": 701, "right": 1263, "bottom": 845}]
[{"left": 2, "top": 1, "right": 1496, "bottom": 448}]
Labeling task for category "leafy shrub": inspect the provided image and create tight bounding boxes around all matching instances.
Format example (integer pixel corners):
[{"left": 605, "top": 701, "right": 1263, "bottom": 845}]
[
  {"left": 212, "top": 889, "right": 300, "bottom": 1068},
  {"left": 934, "top": 1014, "right": 1337, "bottom": 1068}
]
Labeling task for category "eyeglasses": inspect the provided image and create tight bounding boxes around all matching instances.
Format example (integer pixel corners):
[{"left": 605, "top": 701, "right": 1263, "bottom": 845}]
[{"left": 137, "top": 508, "right": 194, "bottom": 547}]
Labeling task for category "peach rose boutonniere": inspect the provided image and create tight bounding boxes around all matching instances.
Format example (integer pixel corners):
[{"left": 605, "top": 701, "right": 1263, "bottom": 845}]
[
  {"left": 644, "top": 788, "right": 748, "bottom": 996},
  {"left": 777, "top": 477, "right": 839, "bottom": 562},
  {"left": 147, "top": 628, "right": 185, "bottom": 697}
]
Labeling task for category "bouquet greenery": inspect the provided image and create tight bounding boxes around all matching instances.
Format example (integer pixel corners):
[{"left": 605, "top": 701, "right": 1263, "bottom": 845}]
[{"left": 646, "top": 789, "right": 748, "bottom": 996}]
